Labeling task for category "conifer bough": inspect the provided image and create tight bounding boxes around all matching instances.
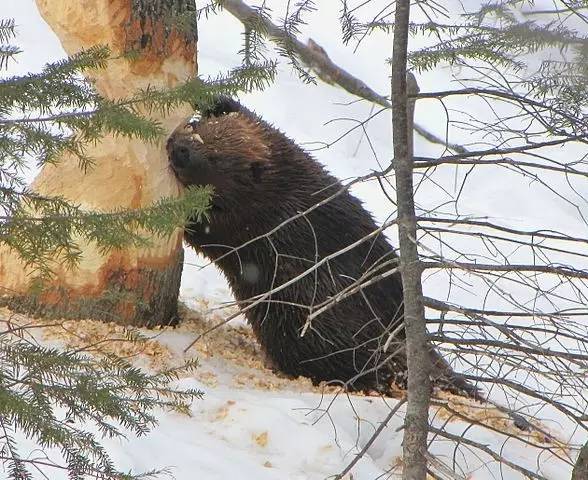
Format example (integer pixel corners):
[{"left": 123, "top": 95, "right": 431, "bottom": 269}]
[{"left": 0, "top": 0, "right": 198, "bottom": 326}]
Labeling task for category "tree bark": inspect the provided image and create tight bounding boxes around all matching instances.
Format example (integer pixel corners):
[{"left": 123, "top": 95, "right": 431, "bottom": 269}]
[
  {"left": 0, "top": 0, "right": 196, "bottom": 326},
  {"left": 572, "top": 440, "right": 588, "bottom": 480},
  {"left": 391, "top": 1, "right": 431, "bottom": 479}
]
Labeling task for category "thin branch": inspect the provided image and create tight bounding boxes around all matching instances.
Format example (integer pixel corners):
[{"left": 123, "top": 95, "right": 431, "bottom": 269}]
[
  {"left": 428, "top": 427, "right": 548, "bottom": 480},
  {"left": 429, "top": 336, "right": 588, "bottom": 362},
  {"left": 414, "top": 156, "right": 588, "bottom": 178},
  {"left": 184, "top": 215, "right": 399, "bottom": 351},
  {"left": 416, "top": 217, "right": 588, "bottom": 246},
  {"left": 423, "top": 261, "right": 588, "bottom": 280},
  {"left": 217, "top": 0, "right": 468, "bottom": 154},
  {"left": 334, "top": 398, "right": 407, "bottom": 480},
  {"left": 415, "top": 88, "right": 588, "bottom": 131},
  {"left": 418, "top": 136, "right": 586, "bottom": 162},
  {"left": 424, "top": 296, "right": 588, "bottom": 319}
]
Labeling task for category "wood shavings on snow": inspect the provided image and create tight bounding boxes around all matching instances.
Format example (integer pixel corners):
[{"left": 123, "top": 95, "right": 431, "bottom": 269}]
[
  {"left": 253, "top": 431, "right": 269, "bottom": 447},
  {"left": 0, "top": 307, "right": 53, "bottom": 338},
  {"left": 387, "top": 458, "right": 440, "bottom": 480},
  {"left": 211, "top": 401, "right": 233, "bottom": 422},
  {"left": 433, "top": 390, "right": 560, "bottom": 446},
  {"left": 176, "top": 301, "right": 342, "bottom": 393},
  {"left": 1, "top": 305, "right": 562, "bottom": 450},
  {"left": 197, "top": 370, "right": 219, "bottom": 387},
  {"left": 42, "top": 318, "right": 172, "bottom": 369},
  {"left": 175, "top": 301, "right": 561, "bottom": 447}
]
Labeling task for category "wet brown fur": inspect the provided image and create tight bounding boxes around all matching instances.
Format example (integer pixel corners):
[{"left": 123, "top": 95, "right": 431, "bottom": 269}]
[
  {"left": 167, "top": 97, "right": 478, "bottom": 397},
  {"left": 174, "top": 112, "right": 272, "bottom": 165}
]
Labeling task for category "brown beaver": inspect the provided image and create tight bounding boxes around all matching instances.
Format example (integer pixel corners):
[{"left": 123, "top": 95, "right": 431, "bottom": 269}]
[{"left": 167, "top": 96, "right": 476, "bottom": 396}]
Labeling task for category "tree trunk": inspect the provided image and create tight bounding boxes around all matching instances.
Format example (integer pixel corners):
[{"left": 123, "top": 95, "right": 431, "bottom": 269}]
[
  {"left": 0, "top": 0, "right": 196, "bottom": 327},
  {"left": 572, "top": 440, "right": 588, "bottom": 480},
  {"left": 391, "top": 1, "right": 431, "bottom": 479}
]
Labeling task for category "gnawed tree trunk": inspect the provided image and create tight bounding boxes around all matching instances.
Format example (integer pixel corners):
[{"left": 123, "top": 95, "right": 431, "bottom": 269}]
[{"left": 0, "top": 0, "right": 197, "bottom": 326}]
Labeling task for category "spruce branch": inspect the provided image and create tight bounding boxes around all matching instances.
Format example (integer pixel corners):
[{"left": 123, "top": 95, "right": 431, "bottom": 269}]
[
  {"left": 0, "top": 40, "right": 276, "bottom": 277},
  {"left": 0, "top": 332, "right": 202, "bottom": 480},
  {"left": 0, "top": 46, "right": 20, "bottom": 70},
  {"left": 0, "top": 13, "right": 215, "bottom": 480},
  {"left": 0, "top": 186, "right": 212, "bottom": 278},
  {"left": 0, "top": 19, "right": 19, "bottom": 71},
  {"left": 0, "top": 19, "right": 16, "bottom": 43}
]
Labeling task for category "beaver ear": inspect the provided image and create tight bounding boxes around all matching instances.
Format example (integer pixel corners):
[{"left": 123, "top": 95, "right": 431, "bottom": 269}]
[
  {"left": 197, "top": 96, "right": 242, "bottom": 118},
  {"left": 250, "top": 161, "right": 264, "bottom": 183}
]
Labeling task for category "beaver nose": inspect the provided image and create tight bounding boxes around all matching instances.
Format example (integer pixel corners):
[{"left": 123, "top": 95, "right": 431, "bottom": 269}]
[{"left": 170, "top": 145, "right": 191, "bottom": 169}]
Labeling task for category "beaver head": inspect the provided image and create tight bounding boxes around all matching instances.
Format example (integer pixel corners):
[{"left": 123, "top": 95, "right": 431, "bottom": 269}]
[{"left": 167, "top": 97, "right": 274, "bottom": 205}]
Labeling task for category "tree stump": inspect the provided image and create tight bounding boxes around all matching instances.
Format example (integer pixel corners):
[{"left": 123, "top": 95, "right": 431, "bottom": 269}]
[{"left": 0, "top": 0, "right": 197, "bottom": 326}]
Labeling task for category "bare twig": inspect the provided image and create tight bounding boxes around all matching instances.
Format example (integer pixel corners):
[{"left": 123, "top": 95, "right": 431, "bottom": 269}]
[
  {"left": 428, "top": 427, "right": 547, "bottom": 480},
  {"left": 216, "top": 0, "right": 468, "bottom": 154},
  {"left": 423, "top": 261, "right": 588, "bottom": 280},
  {"left": 334, "top": 398, "right": 407, "bottom": 480},
  {"left": 416, "top": 217, "right": 588, "bottom": 246}
]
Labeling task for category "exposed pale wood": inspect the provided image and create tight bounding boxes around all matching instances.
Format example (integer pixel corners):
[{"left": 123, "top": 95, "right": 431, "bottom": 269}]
[{"left": 0, "top": 0, "right": 197, "bottom": 326}]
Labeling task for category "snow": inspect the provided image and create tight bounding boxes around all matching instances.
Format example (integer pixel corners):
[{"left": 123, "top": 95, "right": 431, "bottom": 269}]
[
  {"left": 20, "top": 315, "right": 571, "bottom": 480},
  {"left": 4, "top": 1, "right": 588, "bottom": 479}
]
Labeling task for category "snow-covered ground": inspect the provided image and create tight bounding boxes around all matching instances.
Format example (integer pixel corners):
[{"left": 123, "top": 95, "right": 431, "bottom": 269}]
[
  {"left": 26, "top": 311, "right": 568, "bottom": 480},
  {"left": 4, "top": 0, "right": 588, "bottom": 479}
]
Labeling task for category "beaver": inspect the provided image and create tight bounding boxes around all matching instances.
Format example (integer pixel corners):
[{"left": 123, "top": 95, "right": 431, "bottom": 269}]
[{"left": 167, "top": 96, "right": 476, "bottom": 396}]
